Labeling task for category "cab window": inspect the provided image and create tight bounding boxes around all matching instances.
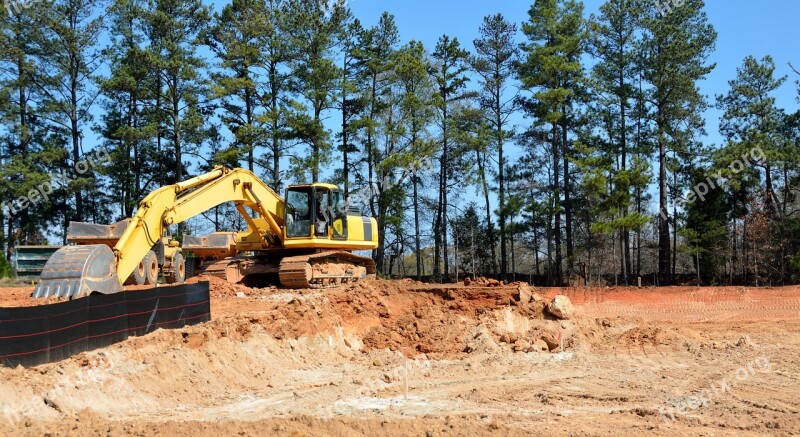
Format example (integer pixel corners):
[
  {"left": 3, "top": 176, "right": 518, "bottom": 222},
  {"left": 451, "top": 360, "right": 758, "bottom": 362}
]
[{"left": 286, "top": 188, "right": 312, "bottom": 238}]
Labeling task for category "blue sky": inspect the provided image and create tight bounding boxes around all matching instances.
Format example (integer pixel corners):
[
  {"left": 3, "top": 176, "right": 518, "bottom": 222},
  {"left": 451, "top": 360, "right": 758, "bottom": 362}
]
[{"left": 347, "top": 0, "right": 800, "bottom": 154}]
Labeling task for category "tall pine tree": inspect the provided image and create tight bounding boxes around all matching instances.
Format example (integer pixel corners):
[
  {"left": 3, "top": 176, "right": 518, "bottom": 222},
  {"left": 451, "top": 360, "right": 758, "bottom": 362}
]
[
  {"left": 470, "top": 13, "right": 518, "bottom": 278},
  {"left": 640, "top": 0, "right": 716, "bottom": 284}
]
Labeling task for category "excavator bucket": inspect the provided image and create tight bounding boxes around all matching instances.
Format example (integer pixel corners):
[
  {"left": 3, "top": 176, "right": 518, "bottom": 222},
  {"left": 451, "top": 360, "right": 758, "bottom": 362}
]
[{"left": 32, "top": 245, "right": 122, "bottom": 299}]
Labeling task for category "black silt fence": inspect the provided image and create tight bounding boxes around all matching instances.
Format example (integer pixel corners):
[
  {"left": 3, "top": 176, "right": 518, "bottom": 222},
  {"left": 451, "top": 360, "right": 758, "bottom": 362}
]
[{"left": 0, "top": 282, "right": 210, "bottom": 368}]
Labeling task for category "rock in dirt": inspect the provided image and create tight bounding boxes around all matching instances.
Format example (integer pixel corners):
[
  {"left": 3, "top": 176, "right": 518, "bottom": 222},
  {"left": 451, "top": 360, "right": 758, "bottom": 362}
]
[
  {"left": 499, "top": 332, "right": 518, "bottom": 344},
  {"left": 540, "top": 333, "right": 560, "bottom": 351},
  {"left": 463, "top": 326, "right": 501, "bottom": 354},
  {"left": 532, "top": 339, "right": 549, "bottom": 352},
  {"left": 547, "top": 295, "right": 574, "bottom": 320},
  {"left": 737, "top": 335, "right": 754, "bottom": 348},
  {"left": 511, "top": 282, "right": 542, "bottom": 304},
  {"left": 512, "top": 339, "right": 529, "bottom": 352},
  {"left": 468, "top": 277, "right": 503, "bottom": 287},
  {"left": 517, "top": 283, "right": 534, "bottom": 304}
]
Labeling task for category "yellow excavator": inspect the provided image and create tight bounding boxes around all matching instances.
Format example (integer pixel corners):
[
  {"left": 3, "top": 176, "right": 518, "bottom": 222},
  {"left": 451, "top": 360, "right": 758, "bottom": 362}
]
[{"left": 33, "top": 167, "right": 378, "bottom": 299}]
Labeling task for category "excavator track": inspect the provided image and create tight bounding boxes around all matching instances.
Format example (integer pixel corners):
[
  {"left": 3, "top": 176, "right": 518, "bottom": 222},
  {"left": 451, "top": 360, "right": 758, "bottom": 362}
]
[{"left": 279, "top": 251, "right": 376, "bottom": 289}]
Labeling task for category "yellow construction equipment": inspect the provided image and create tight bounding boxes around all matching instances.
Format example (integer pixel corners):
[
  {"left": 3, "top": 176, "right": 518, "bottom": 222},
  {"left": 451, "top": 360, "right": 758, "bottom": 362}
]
[{"left": 33, "top": 167, "right": 378, "bottom": 299}]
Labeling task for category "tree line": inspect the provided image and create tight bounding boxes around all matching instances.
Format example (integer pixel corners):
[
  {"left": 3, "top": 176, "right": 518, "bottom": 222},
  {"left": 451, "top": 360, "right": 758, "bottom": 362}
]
[{"left": 1, "top": 0, "right": 799, "bottom": 286}]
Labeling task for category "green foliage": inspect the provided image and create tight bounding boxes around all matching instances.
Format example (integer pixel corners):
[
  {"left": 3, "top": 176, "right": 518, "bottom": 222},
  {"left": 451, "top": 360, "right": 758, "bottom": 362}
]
[
  {"left": 284, "top": 0, "right": 347, "bottom": 183},
  {"left": 148, "top": 0, "right": 212, "bottom": 184},
  {"left": 640, "top": 0, "right": 717, "bottom": 282},
  {"left": 451, "top": 203, "right": 497, "bottom": 276},
  {"left": 519, "top": 0, "right": 586, "bottom": 126},
  {"left": 205, "top": 0, "right": 273, "bottom": 171},
  {"left": 470, "top": 13, "right": 518, "bottom": 278},
  {"left": 0, "top": 254, "right": 13, "bottom": 278},
  {"left": 429, "top": 34, "right": 471, "bottom": 276},
  {"left": 717, "top": 55, "right": 787, "bottom": 207},
  {"left": 580, "top": 1, "right": 654, "bottom": 282},
  {"left": 683, "top": 168, "right": 728, "bottom": 284},
  {"left": 518, "top": 0, "right": 587, "bottom": 284}
]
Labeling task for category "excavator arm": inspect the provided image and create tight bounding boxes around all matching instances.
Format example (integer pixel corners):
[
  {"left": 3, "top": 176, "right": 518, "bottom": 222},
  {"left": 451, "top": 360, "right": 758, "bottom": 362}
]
[
  {"left": 34, "top": 167, "right": 287, "bottom": 299},
  {"left": 115, "top": 167, "right": 285, "bottom": 283}
]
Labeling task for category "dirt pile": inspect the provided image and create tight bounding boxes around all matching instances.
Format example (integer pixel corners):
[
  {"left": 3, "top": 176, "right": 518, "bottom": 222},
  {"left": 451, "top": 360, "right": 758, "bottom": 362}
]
[
  {"left": 326, "top": 279, "right": 563, "bottom": 356},
  {"left": 463, "top": 276, "right": 502, "bottom": 287},
  {"left": 208, "top": 278, "right": 577, "bottom": 357}
]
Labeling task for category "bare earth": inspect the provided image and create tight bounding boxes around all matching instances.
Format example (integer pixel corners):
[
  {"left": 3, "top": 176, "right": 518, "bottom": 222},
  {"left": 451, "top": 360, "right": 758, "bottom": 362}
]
[{"left": 1, "top": 277, "right": 798, "bottom": 436}]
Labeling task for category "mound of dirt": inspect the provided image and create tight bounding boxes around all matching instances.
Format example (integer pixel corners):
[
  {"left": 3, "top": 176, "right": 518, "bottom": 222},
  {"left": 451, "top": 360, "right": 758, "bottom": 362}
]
[
  {"left": 464, "top": 276, "right": 503, "bottom": 287},
  {"left": 324, "top": 279, "right": 564, "bottom": 356}
]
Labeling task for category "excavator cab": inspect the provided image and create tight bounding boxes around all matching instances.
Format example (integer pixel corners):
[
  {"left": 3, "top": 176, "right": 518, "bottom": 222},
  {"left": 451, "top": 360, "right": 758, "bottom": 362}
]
[{"left": 284, "top": 184, "right": 348, "bottom": 240}]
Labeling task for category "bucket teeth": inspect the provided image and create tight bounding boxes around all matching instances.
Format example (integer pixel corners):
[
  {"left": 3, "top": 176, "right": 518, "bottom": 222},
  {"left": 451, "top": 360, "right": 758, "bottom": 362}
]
[{"left": 33, "top": 245, "right": 122, "bottom": 300}]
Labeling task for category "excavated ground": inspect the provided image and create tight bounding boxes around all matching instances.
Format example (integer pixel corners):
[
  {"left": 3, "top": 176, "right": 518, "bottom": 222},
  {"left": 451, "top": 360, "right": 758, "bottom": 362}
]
[{"left": 1, "top": 277, "right": 799, "bottom": 436}]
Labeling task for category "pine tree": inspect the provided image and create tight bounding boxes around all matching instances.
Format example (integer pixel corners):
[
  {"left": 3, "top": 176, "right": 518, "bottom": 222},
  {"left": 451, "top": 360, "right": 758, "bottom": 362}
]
[
  {"left": 145, "top": 0, "right": 211, "bottom": 184},
  {"left": 453, "top": 104, "right": 497, "bottom": 272},
  {"left": 260, "top": 0, "right": 294, "bottom": 191},
  {"left": 100, "top": 0, "right": 160, "bottom": 218},
  {"left": 640, "top": 0, "right": 716, "bottom": 285},
  {"left": 284, "top": 0, "right": 346, "bottom": 183},
  {"left": 717, "top": 55, "right": 788, "bottom": 282},
  {"left": 587, "top": 0, "right": 654, "bottom": 283},
  {"left": 470, "top": 13, "right": 518, "bottom": 279},
  {"left": 395, "top": 40, "right": 435, "bottom": 280},
  {"left": 571, "top": 135, "right": 611, "bottom": 284},
  {"left": 717, "top": 56, "right": 786, "bottom": 213},
  {"left": 336, "top": 17, "right": 366, "bottom": 196},
  {"left": 683, "top": 166, "right": 728, "bottom": 284},
  {"left": 430, "top": 35, "right": 470, "bottom": 279},
  {"left": 205, "top": 0, "right": 271, "bottom": 172},
  {"left": 351, "top": 13, "right": 399, "bottom": 270},
  {"left": 519, "top": 0, "right": 586, "bottom": 286},
  {"left": 0, "top": 5, "right": 46, "bottom": 253},
  {"left": 36, "top": 0, "right": 106, "bottom": 223},
  {"left": 452, "top": 203, "right": 495, "bottom": 276}
]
